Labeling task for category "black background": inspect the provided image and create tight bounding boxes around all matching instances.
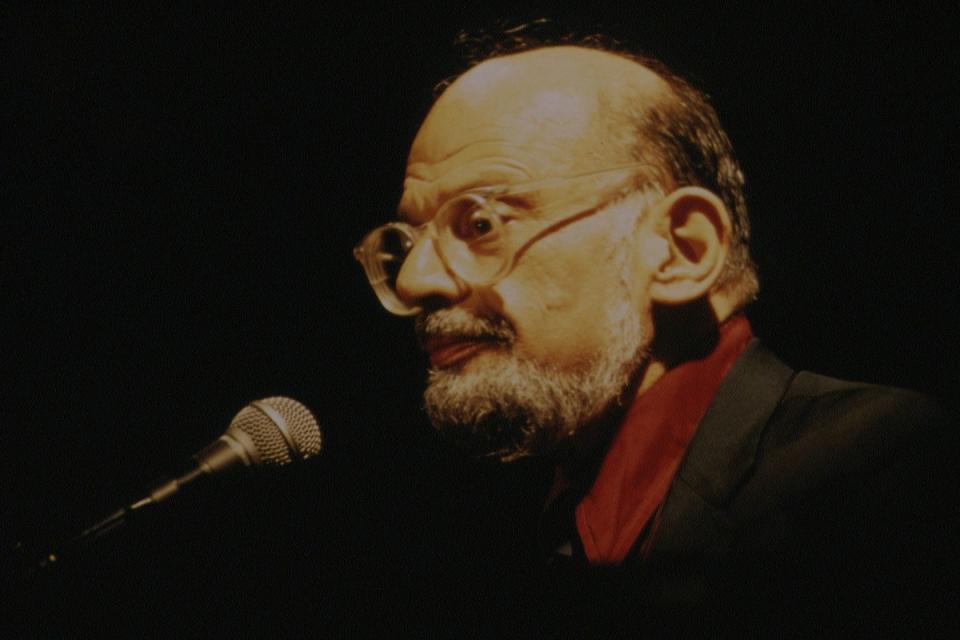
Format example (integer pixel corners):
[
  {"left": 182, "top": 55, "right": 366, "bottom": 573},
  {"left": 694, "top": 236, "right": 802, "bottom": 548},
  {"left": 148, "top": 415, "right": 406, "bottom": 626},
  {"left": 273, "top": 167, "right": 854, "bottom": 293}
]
[{"left": 3, "top": 2, "right": 959, "bottom": 636}]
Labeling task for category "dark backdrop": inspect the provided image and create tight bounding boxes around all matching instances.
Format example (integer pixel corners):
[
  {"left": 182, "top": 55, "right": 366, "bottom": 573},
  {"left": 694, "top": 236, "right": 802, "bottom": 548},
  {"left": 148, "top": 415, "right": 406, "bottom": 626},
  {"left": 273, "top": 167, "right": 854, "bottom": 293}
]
[{"left": 3, "top": 2, "right": 958, "bottom": 636}]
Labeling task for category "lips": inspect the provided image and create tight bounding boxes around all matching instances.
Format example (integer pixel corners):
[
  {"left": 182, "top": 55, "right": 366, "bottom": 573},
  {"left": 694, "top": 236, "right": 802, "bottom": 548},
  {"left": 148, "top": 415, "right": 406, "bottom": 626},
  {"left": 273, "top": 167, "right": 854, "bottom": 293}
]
[{"left": 422, "top": 336, "right": 497, "bottom": 368}]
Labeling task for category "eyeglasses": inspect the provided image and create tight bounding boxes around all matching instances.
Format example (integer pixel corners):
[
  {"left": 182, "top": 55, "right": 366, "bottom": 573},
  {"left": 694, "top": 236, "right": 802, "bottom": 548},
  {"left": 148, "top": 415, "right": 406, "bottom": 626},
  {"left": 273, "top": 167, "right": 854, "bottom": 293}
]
[{"left": 353, "top": 163, "right": 662, "bottom": 316}]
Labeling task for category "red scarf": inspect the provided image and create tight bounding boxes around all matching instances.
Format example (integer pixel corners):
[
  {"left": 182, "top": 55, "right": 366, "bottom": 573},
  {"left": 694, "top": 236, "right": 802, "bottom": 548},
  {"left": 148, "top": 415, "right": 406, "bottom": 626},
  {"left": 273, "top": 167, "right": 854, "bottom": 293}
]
[{"left": 576, "top": 315, "right": 753, "bottom": 564}]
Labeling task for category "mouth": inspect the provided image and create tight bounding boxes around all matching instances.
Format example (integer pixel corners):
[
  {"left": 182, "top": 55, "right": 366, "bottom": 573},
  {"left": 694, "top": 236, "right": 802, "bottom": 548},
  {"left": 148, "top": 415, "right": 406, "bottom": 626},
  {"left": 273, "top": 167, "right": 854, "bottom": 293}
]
[{"left": 422, "top": 336, "right": 500, "bottom": 369}]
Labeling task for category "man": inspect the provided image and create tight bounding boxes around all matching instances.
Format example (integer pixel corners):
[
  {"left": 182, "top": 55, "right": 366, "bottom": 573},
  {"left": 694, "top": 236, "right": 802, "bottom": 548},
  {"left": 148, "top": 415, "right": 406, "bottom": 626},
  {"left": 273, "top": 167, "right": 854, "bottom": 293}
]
[{"left": 354, "top": 39, "right": 956, "bottom": 635}]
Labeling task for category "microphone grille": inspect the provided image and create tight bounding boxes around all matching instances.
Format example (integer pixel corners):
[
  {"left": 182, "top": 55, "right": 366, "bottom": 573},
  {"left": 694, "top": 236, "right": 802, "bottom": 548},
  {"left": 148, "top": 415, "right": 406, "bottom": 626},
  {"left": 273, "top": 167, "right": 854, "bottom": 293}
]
[{"left": 228, "top": 396, "right": 323, "bottom": 466}]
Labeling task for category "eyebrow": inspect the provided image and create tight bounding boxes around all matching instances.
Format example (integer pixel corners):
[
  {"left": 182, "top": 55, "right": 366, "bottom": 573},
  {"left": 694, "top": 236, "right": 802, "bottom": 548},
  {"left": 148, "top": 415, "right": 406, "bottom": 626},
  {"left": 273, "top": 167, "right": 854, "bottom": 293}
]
[
  {"left": 496, "top": 193, "right": 538, "bottom": 213},
  {"left": 398, "top": 169, "right": 534, "bottom": 221},
  {"left": 440, "top": 169, "right": 532, "bottom": 198}
]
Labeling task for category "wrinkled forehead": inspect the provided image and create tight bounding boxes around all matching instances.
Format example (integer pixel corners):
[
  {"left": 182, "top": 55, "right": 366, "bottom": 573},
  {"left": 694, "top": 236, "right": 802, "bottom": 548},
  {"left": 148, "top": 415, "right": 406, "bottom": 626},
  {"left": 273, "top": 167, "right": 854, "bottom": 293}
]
[{"left": 399, "top": 47, "right": 666, "bottom": 221}]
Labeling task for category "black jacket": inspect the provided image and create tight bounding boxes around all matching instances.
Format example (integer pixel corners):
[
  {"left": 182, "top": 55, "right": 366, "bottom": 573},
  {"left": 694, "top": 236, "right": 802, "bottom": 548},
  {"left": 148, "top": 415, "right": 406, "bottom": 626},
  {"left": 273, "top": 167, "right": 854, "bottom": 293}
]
[{"left": 516, "top": 340, "right": 958, "bottom": 637}]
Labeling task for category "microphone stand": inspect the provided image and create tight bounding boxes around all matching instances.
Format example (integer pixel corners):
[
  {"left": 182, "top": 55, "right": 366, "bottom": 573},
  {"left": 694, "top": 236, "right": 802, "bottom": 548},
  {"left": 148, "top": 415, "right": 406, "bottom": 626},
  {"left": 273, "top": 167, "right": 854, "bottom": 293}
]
[{"left": 11, "top": 439, "right": 234, "bottom": 581}]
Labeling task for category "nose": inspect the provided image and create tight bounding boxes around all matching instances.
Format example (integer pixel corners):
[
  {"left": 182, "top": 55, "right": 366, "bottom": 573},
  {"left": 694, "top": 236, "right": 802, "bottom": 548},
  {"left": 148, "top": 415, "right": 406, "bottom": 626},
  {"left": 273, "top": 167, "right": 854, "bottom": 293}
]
[{"left": 395, "top": 236, "right": 467, "bottom": 310}]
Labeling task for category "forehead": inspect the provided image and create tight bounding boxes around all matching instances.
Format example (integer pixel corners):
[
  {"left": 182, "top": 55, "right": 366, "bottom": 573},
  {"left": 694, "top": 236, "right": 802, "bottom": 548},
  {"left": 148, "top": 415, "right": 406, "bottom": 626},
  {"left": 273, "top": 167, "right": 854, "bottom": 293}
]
[
  {"left": 411, "top": 86, "right": 600, "bottom": 163},
  {"left": 399, "top": 48, "right": 664, "bottom": 222}
]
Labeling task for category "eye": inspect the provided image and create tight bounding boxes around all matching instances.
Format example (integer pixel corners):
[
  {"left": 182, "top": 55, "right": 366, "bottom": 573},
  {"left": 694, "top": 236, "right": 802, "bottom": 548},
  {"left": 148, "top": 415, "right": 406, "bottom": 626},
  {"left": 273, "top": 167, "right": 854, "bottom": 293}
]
[
  {"left": 449, "top": 198, "right": 502, "bottom": 243},
  {"left": 461, "top": 209, "right": 494, "bottom": 238}
]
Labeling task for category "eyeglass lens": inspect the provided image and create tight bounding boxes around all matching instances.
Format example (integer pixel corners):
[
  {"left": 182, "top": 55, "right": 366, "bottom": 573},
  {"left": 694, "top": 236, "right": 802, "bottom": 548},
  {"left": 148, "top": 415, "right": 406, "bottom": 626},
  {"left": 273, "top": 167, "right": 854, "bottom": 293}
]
[{"left": 362, "top": 193, "right": 510, "bottom": 313}]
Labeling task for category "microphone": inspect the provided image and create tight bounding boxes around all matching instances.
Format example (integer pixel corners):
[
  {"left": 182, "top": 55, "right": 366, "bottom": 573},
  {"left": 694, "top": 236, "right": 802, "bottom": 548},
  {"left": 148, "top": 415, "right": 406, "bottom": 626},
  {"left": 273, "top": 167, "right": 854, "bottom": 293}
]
[
  {"left": 131, "top": 396, "right": 323, "bottom": 509},
  {"left": 24, "top": 396, "right": 322, "bottom": 575}
]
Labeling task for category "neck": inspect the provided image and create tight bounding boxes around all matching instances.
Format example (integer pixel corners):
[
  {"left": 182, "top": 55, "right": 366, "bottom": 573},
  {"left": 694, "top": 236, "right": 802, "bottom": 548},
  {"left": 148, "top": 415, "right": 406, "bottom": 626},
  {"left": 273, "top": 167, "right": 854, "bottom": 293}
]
[
  {"left": 546, "top": 298, "right": 737, "bottom": 498},
  {"left": 643, "top": 296, "right": 729, "bottom": 375}
]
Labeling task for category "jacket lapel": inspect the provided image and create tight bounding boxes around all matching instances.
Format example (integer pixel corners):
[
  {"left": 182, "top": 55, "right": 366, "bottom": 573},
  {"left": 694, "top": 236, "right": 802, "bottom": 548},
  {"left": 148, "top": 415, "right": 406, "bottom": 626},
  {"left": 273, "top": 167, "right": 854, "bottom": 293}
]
[{"left": 647, "top": 340, "right": 795, "bottom": 559}]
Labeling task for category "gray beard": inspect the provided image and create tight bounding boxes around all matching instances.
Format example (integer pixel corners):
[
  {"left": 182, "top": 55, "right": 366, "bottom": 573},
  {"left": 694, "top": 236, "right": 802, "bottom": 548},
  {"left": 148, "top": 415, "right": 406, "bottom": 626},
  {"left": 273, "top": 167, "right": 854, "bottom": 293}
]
[{"left": 418, "top": 301, "right": 648, "bottom": 461}]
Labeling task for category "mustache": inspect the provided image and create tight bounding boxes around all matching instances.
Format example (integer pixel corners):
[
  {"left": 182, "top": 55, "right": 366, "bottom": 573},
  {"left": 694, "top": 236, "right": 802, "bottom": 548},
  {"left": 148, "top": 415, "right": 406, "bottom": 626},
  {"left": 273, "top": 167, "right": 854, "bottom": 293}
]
[{"left": 415, "top": 308, "right": 515, "bottom": 345}]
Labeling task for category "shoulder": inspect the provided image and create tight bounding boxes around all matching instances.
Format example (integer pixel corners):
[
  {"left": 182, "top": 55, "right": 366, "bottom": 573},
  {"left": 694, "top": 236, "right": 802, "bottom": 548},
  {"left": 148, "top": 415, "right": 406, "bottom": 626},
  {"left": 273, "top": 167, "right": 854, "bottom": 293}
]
[
  {"left": 765, "top": 372, "right": 947, "bottom": 463},
  {"left": 777, "top": 370, "right": 947, "bottom": 436},
  {"left": 677, "top": 340, "right": 954, "bottom": 517},
  {"left": 726, "top": 361, "right": 955, "bottom": 523},
  {"left": 630, "top": 344, "right": 955, "bottom": 634},
  {"left": 722, "top": 366, "right": 958, "bottom": 633},
  {"left": 749, "top": 372, "right": 952, "bottom": 498}
]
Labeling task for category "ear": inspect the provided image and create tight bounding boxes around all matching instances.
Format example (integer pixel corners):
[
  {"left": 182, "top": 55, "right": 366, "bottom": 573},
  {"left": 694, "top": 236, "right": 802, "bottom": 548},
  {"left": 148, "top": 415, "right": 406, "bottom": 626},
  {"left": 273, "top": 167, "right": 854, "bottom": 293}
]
[{"left": 648, "top": 186, "right": 731, "bottom": 305}]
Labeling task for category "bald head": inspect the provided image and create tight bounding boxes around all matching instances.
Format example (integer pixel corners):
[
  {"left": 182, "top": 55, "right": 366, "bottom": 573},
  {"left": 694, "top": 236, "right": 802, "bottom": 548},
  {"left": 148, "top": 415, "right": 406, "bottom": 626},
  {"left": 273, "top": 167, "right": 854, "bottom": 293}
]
[
  {"left": 408, "top": 47, "right": 668, "bottom": 179},
  {"left": 400, "top": 42, "right": 757, "bottom": 308}
]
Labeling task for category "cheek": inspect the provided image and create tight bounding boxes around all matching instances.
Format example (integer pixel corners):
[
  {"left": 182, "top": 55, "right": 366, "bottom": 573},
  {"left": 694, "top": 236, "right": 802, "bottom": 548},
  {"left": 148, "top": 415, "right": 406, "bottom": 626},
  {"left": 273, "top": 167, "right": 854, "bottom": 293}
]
[{"left": 490, "top": 236, "right": 631, "bottom": 360}]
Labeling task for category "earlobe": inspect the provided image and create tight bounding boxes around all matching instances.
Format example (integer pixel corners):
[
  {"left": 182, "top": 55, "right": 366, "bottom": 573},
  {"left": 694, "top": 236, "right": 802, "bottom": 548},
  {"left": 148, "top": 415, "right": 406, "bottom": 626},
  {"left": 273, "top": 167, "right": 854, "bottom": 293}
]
[{"left": 649, "top": 187, "right": 731, "bottom": 305}]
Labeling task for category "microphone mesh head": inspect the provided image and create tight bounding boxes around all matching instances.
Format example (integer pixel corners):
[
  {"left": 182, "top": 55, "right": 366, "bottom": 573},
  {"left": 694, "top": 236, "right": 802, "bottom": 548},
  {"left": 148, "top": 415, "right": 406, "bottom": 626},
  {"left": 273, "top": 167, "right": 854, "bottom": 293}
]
[{"left": 228, "top": 396, "right": 323, "bottom": 466}]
